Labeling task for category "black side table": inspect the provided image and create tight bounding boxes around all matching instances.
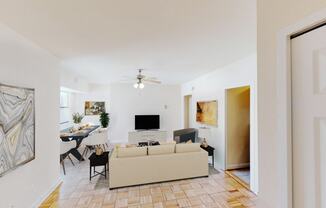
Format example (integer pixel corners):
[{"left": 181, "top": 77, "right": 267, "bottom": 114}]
[
  {"left": 200, "top": 145, "right": 215, "bottom": 167},
  {"left": 88, "top": 151, "right": 109, "bottom": 181}
]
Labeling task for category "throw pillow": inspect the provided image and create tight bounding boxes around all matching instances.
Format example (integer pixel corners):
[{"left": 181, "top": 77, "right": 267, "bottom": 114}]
[{"left": 150, "top": 141, "right": 160, "bottom": 146}]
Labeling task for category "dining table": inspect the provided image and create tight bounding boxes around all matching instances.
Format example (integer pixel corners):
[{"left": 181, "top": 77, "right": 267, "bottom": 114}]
[{"left": 60, "top": 125, "right": 100, "bottom": 161}]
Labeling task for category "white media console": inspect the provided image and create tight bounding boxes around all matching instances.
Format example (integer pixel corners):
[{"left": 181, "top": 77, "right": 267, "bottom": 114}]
[{"left": 128, "top": 130, "right": 168, "bottom": 144}]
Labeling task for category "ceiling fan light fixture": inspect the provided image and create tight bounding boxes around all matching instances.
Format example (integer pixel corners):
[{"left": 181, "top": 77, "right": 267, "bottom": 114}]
[{"left": 130, "top": 69, "right": 158, "bottom": 89}]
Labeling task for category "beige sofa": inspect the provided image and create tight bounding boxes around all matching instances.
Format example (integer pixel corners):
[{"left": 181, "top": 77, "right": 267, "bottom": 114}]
[{"left": 109, "top": 143, "right": 208, "bottom": 189}]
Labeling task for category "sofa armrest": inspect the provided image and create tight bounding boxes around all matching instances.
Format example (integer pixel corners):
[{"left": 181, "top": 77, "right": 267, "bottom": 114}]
[{"left": 109, "top": 148, "right": 118, "bottom": 160}]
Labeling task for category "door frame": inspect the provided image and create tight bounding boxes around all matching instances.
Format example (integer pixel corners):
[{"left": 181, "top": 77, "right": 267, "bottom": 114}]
[
  {"left": 224, "top": 85, "right": 258, "bottom": 193},
  {"left": 276, "top": 8, "right": 326, "bottom": 208},
  {"left": 225, "top": 86, "right": 251, "bottom": 170},
  {"left": 183, "top": 94, "right": 192, "bottom": 128},
  {"left": 225, "top": 86, "right": 251, "bottom": 179}
]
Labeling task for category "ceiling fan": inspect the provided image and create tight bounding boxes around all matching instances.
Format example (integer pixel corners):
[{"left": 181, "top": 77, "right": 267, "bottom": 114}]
[{"left": 122, "top": 69, "right": 161, "bottom": 89}]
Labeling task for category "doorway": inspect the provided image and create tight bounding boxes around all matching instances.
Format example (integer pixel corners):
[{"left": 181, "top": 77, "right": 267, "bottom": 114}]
[
  {"left": 184, "top": 95, "right": 192, "bottom": 128},
  {"left": 225, "top": 86, "right": 251, "bottom": 189}
]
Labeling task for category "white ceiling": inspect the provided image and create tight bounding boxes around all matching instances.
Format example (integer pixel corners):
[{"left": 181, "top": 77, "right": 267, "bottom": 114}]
[{"left": 0, "top": 0, "right": 256, "bottom": 84}]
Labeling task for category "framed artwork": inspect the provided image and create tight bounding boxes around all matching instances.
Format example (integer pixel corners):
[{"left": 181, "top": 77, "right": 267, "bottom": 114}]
[
  {"left": 85, "top": 101, "right": 106, "bottom": 116},
  {"left": 0, "top": 83, "right": 35, "bottom": 177},
  {"left": 196, "top": 100, "right": 217, "bottom": 126}
]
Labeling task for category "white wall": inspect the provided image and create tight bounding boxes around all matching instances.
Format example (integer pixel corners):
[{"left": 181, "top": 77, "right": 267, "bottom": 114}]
[
  {"left": 60, "top": 69, "right": 89, "bottom": 93},
  {"left": 60, "top": 82, "right": 182, "bottom": 144},
  {"left": 181, "top": 54, "right": 258, "bottom": 192},
  {"left": 71, "top": 84, "right": 111, "bottom": 126},
  {"left": 110, "top": 83, "right": 182, "bottom": 143},
  {"left": 0, "top": 24, "right": 60, "bottom": 208},
  {"left": 59, "top": 83, "right": 111, "bottom": 130},
  {"left": 257, "top": 1, "right": 326, "bottom": 207}
]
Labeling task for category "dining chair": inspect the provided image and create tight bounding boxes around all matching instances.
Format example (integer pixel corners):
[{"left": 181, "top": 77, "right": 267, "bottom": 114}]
[
  {"left": 91, "top": 127, "right": 108, "bottom": 136},
  {"left": 98, "top": 128, "right": 109, "bottom": 147},
  {"left": 81, "top": 130, "right": 108, "bottom": 157},
  {"left": 60, "top": 140, "right": 77, "bottom": 175}
]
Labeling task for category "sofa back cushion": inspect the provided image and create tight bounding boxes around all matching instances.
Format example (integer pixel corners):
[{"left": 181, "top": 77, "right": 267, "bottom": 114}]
[
  {"left": 117, "top": 146, "right": 147, "bottom": 158},
  {"left": 176, "top": 143, "right": 201, "bottom": 153},
  {"left": 148, "top": 144, "right": 175, "bottom": 155},
  {"left": 160, "top": 141, "right": 176, "bottom": 145}
]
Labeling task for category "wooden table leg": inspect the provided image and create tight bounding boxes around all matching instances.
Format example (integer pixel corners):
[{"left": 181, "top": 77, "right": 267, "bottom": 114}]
[{"left": 105, "top": 164, "right": 107, "bottom": 179}]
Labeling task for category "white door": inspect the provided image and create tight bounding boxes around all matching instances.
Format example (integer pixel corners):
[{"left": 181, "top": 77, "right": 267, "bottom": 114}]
[{"left": 292, "top": 25, "right": 326, "bottom": 208}]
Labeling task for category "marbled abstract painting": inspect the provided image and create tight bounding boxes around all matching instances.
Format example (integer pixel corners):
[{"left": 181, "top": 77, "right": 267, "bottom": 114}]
[{"left": 0, "top": 84, "right": 35, "bottom": 176}]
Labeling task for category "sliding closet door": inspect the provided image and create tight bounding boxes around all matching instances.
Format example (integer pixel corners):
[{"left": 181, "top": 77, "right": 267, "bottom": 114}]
[{"left": 292, "top": 25, "right": 326, "bottom": 208}]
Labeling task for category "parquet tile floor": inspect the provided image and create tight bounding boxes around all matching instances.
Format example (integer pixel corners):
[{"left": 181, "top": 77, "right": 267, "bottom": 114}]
[{"left": 40, "top": 153, "right": 257, "bottom": 208}]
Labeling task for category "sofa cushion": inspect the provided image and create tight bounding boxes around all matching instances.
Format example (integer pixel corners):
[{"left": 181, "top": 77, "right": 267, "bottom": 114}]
[
  {"left": 176, "top": 143, "right": 201, "bottom": 153},
  {"left": 160, "top": 141, "right": 176, "bottom": 145},
  {"left": 148, "top": 144, "right": 175, "bottom": 155},
  {"left": 126, "top": 144, "right": 137, "bottom": 148},
  {"left": 117, "top": 146, "right": 147, "bottom": 158}
]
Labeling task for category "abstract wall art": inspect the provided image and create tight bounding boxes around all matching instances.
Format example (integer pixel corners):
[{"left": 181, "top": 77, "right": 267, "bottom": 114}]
[
  {"left": 84, "top": 101, "right": 106, "bottom": 116},
  {"left": 196, "top": 100, "right": 217, "bottom": 126},
  {"left": 0, "top": 83, "right": 35, "bottom": 177}
]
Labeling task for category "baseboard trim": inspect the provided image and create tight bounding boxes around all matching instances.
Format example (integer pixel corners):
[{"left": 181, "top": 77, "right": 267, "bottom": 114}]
[
  {"left": 226, "top": 163, "right": 250, "bottom": 170},
  {"left": 31, "top": 177, "right": 63, "bottom": 208}
]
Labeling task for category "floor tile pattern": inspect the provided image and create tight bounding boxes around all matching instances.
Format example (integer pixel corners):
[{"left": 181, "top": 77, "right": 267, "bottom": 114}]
[
  {"left": 227, "top": 169, "right": 250, "bottom": 189},
  {"left": 40, "top": 153, "right": 257, "bottom": 208}
]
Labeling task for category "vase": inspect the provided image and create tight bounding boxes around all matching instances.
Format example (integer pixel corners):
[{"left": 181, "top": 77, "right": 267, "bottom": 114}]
[
  {"left": 95, "top": 146, "right": 104, "bottom": 156},
  {"left": 201, "top": 138, "right": 208, "bottom": 148},
  {"left": 73, "top": 123, "right": 81, "bottom": 131}
]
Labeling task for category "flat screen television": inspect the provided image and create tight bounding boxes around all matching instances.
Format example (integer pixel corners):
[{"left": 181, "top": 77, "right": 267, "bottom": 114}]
[{"left": 135, "top": 115, "right": 160, "bottom": 130}]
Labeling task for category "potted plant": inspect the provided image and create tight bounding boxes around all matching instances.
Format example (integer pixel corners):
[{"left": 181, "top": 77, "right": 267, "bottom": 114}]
[
  {"left": 72, "top": 112, "right": 84, "bottom": 130},
  {"left": 100, "top": 112, "right": 109, "bottom": 128}
]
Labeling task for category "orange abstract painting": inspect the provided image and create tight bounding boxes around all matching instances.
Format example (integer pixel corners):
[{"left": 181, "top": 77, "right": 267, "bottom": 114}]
[{"left": 196, "top": 100, "right": 217, "bottom": 126}]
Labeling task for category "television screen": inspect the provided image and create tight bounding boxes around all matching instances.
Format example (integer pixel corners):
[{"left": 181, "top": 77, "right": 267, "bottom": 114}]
[{"left": 135, "top": 115, "right": 160, "bottom": 130}]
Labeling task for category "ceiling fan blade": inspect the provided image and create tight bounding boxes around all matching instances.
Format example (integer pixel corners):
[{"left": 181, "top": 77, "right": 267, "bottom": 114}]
[
  {"left": 122, "top": 69, "right": 161, "bottom": 85},
  {"left": 146, "top": 76, "right": 159, "bottom": 80},
  {"left": 143, "top": 79, "right": 162, "bottom": 84}
]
